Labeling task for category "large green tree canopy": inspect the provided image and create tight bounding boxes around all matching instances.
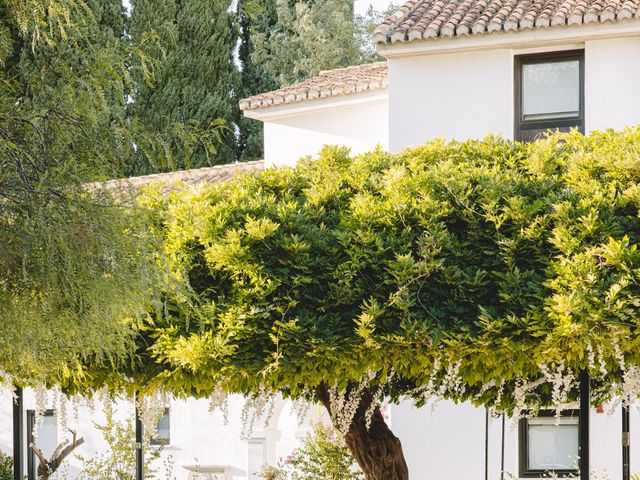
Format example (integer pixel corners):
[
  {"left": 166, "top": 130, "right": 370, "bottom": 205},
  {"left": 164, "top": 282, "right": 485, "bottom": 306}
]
[{"left": 129, "top": 127, "right": 640, "bottom": 416}]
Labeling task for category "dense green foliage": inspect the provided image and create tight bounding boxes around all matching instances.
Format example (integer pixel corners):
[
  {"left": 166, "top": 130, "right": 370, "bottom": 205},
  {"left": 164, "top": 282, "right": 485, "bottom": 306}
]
[
  {"left": 284, "top": 423, "right": 363, "bottom": 480},
  {"left": 133, "top": 128, "right": 640, "bottom": 413},
  {"left": 128, "top": 0, "right": 239, "bottom": 171},
  {"left": 0, "top": 0, "right": 163, "bottom": 385},
  {"left": 0, "top": 451, "right": 11, "bottom": 480}
]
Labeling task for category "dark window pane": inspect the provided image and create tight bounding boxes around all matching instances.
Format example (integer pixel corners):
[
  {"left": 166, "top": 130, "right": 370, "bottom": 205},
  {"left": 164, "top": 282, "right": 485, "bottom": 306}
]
[{"left": 522, "top": 60, "right": 580, "bottom": 121}]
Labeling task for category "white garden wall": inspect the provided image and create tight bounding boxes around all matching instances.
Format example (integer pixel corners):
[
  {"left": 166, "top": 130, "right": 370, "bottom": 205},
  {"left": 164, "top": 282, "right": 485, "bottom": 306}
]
[{"left": 0, "top": 389, "right": 320, "bottom": 480}]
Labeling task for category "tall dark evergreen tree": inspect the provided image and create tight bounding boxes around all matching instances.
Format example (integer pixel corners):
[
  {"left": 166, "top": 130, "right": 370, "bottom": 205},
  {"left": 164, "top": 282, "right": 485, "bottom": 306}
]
[
  {"left": 128, "top": 0, "right": 239, "bottom": 172},
  {"left": 237, "top": 0, "right": 278, "bottom": 161}
]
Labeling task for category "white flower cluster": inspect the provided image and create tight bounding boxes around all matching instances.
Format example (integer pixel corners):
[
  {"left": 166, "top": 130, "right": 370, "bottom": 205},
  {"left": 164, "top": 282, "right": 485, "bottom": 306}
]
[
  {"left": 291, "top": 392, "right": 312, "bottom": 428},
  {"left": 409, "top": 355, "right": 469, "bottom": 413},
  {"left": 606, "top": 344, "right": 640, "bottom": 413},
  {"left": 364, "top": 369, "right": 395, "bottom": 431},
  {"left": 539, "top": 362, "right": 576, "bottom": 417},
  {"left": 326, "top": 368, "right": 396, "bottom": 434},
  {"left": 328, "top": 380, "right": 368, "bottom": 435},
  {"left": 240, "top": 386, "right": 276, "bottom": 439},
  {"left": 208, "top": 387, "right": 230, "bottom": 425},
  {"left": 136, "top": 390, "right": 168, "bottom": 441}
]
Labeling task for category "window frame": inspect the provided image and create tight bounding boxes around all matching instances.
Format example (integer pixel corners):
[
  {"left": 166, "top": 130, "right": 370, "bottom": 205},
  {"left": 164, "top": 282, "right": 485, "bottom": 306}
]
[
  {"left": 150, "top": 407, "right": 171, "bottom": 446},
  {"left": 27, "top": 409, "right": 56, "bottom": 480},
  {"left": 518, "top": 409, "right": 580, "bottom": 478},
  {"left": 514, "top": 49, "right": 585, "bottom": 142}
]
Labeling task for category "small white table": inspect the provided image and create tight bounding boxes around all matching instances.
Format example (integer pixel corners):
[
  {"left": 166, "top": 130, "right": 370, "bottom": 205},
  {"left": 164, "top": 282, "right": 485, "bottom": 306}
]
[{"left": 182, "top": 464, "right": 230, "bottom": 480}]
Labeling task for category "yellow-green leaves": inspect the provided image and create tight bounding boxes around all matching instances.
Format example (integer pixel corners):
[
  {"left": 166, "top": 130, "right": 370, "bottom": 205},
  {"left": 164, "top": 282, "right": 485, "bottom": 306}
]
[{"left": 136, "top": 128, "right": 640, "bottom": 412}]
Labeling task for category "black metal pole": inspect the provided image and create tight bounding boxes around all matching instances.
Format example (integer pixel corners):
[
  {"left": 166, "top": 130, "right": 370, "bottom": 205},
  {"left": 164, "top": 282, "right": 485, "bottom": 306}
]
[
  {"left": 623, "top": 404, "right": 630, "bottom": 480},
  {"left": 135, "top": 392, "right": 144, "bottom": 480},
  {"left": 13, "top": 387, "right": 24, "bottom": 480},
  {"left": 485, "top": 408, "right": 489, "bottom": 480},
  {"left": 500, "top": 413, "right": 505, "bottom": 480},
  {"left": 579, "top": 370, "right": 590, "bottom": 480}
]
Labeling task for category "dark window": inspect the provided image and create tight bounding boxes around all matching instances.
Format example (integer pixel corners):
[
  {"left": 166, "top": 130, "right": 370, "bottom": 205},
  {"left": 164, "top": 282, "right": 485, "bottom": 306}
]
[
  {"left": 519, "top": 410, "right": 579, "bottom": 478},
  {"left": 151, "top": 408, "right": 170, "bottom": 445},
  {"left": 514, "top": 50, "right": 584, "bottom": 142},
  {"left": 27, "top": 410, "right": 57, "bottom": 480}
]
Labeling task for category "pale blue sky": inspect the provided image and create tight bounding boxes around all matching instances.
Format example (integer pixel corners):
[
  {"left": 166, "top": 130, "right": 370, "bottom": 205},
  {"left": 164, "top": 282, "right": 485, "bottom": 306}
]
[
  {"left": 123, "top": 0, "right": 396, "bottom": 16},
  {"left": 356, "top": 0, "right": 396, "bottom": 14}
]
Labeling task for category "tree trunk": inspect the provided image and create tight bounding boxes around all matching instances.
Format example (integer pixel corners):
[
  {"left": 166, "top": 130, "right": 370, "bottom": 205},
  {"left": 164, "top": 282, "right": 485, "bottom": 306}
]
[{"left": 316, "top": 384, "right": 410, "bottom": 480}]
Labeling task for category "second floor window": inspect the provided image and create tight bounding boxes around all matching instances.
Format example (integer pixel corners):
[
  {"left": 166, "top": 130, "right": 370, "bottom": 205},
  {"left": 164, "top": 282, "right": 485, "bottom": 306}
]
[{"left": 514, "top": 50, "right": 584, "bottom": 142}]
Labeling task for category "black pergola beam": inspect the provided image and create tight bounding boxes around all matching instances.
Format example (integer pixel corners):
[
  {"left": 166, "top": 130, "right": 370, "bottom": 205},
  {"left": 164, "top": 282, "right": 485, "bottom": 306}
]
[
  {"left": 579, "top": 370, "right": 590, "bottom": 480},
  {"left": 623, "top": 404, "right": 630, "bottom": 480},
  {"left": 135, "top": 392, "right": 144, "bottom": 480},
  {"left": 13, "top": 387, "right": 24, "bottom": 480}
]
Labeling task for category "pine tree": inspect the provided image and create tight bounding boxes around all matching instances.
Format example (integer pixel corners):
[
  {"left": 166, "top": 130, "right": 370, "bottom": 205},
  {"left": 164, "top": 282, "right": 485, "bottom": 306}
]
[{"left": 129, "top": 0, "right": 239, "bottom": 172}]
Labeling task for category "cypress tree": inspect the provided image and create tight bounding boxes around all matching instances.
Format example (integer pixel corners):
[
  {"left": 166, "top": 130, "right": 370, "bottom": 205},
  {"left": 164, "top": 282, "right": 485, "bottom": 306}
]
[
  {"left": 129, "top": 0, "right": 239, "bottom": 172},
  {"left": 237, "top": 0, "right": 279, "bottom": 161}
]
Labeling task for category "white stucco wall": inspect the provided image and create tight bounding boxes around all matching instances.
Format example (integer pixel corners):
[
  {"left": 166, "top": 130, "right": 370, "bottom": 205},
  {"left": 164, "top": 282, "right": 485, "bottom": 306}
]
[
  {"left": 387, "top": 35, "right": 640, "bottom": 153},
  {"left": 394, "top": 399, "right": 640, "bottom": 480},
  {"left": 3, "top": 388, "right": 640, "bottom": 479},
  {"left": 585, "top": 36, "right": 640, "bottom": 133},
  {"left": 388, "top": 48, "right": 514, "bottom": 152},
  {"left": 0, "top": 389, "right": 321, "bottom": 480},
  {"left": 257, "top": 96, "right": 389, "bottom": 168}
]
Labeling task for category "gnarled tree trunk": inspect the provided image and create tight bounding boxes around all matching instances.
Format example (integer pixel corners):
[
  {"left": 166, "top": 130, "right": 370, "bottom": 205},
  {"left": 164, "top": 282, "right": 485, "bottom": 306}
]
[{"left": 316, "top": 384, "right": 410, "bottom": 480}]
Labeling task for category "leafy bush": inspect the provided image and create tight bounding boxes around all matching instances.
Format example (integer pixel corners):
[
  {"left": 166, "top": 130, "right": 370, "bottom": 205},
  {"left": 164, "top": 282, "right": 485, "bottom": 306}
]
[
  {"left": 76, "top": 404, "right": 174, "bottom": 480},
  {"left": 270, "top": 423, "right": 363, "bottom": 480},
  {"left": 0, "top": 451, "right": 11, "bottom": 480}
]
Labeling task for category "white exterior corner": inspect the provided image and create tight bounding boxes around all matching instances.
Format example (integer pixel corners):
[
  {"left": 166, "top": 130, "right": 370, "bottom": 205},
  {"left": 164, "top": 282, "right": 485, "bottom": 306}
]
[{"left": 244, "top": 90, "right": 389, "bottom": 168}]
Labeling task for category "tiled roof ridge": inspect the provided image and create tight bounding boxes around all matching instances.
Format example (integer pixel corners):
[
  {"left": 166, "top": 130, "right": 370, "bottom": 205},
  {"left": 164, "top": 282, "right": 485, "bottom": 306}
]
[
  {"left": 87, "top": 160, "right": 265, "bottom": 196},
  {"left": 373, "top": 0, "right": 640, "bottom": 44},
  {"left": 240, "top": 61, "right": 388, "bottom": 112}
]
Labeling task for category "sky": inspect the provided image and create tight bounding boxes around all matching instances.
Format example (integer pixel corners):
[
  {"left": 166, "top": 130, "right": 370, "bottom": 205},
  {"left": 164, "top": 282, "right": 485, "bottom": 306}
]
[
  {"left": 123, "top": 0, "right": 396, "bottom": 16},
  {"left": 356, "top": 0, "right": 396, "bottom": 14}
]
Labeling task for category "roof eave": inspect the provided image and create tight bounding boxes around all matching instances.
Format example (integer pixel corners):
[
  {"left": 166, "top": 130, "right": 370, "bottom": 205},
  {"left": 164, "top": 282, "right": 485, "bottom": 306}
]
[
  {"left": 376, "top": 18, "right": 640, "bottom": 58},
  {"left": 242, "top": 89, "right": 389, "bottom": 122}
]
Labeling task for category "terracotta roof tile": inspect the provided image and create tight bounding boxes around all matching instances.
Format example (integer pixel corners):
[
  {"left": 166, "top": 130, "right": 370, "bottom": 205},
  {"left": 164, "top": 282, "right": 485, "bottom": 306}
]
[
  {"left": 87, "top": 160, "right": 265, "bottom": 197},
  {"left": 373, "top": 0, "right": 640, "bottom": 44},
  {"left": 239, "top": 62, "right": 388, "bottom": 111}
]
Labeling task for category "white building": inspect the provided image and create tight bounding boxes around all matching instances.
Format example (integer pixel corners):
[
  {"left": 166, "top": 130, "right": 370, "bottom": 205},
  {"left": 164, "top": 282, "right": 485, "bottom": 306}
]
[{"left": 3, "top": 0, "right": 640, "bottom": 479}]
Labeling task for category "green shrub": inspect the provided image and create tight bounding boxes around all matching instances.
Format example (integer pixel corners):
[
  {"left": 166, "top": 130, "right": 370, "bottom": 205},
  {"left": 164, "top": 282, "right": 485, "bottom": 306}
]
[
  {"left": 283, "top": 423, "right": 363, "bottom": 480},
  {"left": 76, "top": 404, "right": 174, "bottom": 480},
  {"left": 0, "top": 451, "right": 12, "bottom": 480}
]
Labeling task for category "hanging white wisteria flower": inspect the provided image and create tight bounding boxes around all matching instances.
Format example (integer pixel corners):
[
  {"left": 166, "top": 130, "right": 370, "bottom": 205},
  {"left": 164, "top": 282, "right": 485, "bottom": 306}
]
[
  {"left": 291, "top": 395, "right": 312, "bottom": 428},
  {"left": 135, "top": 390, "right": 168, "bottom": 442},
  {"left": 208, "top": 387, "right": 230, "bottom": 425},
  {"left": 240, "top": 386, "right": 277, "bottom": 439}
]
